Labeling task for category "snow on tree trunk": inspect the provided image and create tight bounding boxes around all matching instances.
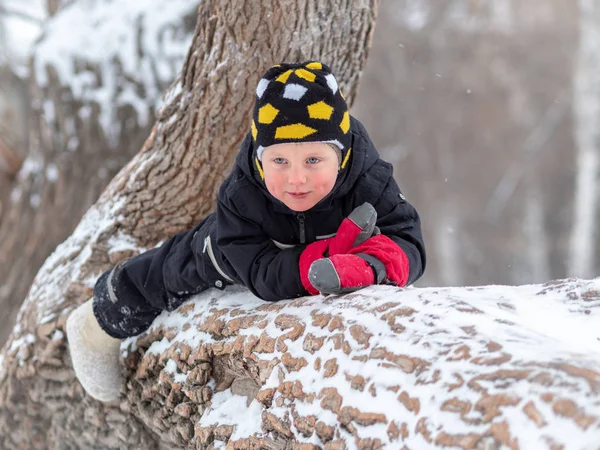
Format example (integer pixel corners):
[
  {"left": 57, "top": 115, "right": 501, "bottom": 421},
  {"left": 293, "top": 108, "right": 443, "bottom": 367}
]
[
  {"left": 0, "top": 0, "right": 199, "bottom": 346},
  {"left": 0, "top": 0, "right": 380, "bottom": 448},
  {"left": 569, "top": 0, "right": 600, "bottom": 279},
  {"left": 117, "top": 281, "right": 600, "bottom": 449}
]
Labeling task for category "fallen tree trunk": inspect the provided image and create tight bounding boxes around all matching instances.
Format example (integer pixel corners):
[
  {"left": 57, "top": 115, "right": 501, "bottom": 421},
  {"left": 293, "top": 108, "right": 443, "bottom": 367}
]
[
  {"left": 119, "top": 279, "right": 600, "bottom": 449},
  {"left": 0, "top": 0, "right": 380, "bottom": 448}
]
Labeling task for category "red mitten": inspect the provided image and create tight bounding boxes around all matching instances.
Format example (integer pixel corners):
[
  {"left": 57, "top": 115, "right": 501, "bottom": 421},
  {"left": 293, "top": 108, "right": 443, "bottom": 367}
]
[
  {"left": 299, "top": 239, "right": 331, "bottom": 295},
  {"left": 299, "top": 202, "right": 377, "bottom": 295},
  {"left": 308, "top": 254, "right": 375, "bottom": 295},
  {"left": 328, "top": 202, "right": 378, "bottom": 255},
  {"left": 348, "top": 234, "right": 410, "bottom": 287}
]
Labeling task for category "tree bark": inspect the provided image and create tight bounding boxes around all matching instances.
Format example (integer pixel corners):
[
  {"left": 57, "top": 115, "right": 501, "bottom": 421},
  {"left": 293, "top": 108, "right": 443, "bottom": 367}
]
[
  {"left": 0, "top": 0, "right": 199, "bottom": 346},
  {"left": 119, "top": 280, "right": 600, "bottom": 449},
  {"left": 0, "top": 137, "right": 22, "bottom": 177},
  {"left": 0, "top": 135, "right": 21, "bottom": 222},
  {"left": 0, "top": 1, "right": 379, "bottom": 448}
]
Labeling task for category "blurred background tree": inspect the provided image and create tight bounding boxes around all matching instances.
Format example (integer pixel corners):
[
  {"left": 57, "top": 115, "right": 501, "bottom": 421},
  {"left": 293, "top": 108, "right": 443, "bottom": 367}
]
[
  {"left": 353, "top": 0, "right": 580, "bottom": 287},
  {"left": 0, "top": 0, "right": 595, "bottom": 346}
]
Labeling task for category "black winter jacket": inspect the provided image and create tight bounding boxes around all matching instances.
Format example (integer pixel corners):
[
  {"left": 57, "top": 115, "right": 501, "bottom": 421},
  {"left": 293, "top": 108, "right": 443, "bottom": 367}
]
[{"left": 96, "top": 116, "right": 426, "bottom": 317}]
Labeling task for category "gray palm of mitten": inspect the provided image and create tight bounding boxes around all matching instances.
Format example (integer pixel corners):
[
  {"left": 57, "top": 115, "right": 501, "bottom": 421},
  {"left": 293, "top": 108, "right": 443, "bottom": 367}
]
[{"left": 346, "top": 202, "right": 379, "bottom": 246}]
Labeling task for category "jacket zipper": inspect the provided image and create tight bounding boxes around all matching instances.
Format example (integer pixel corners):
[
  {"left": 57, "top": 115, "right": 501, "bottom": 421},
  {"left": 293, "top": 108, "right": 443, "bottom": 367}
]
[{"left": 297, "top": 213, "right": 306, "bottom": 244}]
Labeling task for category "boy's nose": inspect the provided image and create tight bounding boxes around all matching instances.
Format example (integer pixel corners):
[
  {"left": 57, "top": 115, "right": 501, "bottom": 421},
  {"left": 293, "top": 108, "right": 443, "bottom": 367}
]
[{"left": 288, "top": 168, "right": 307, "bottom": 185}]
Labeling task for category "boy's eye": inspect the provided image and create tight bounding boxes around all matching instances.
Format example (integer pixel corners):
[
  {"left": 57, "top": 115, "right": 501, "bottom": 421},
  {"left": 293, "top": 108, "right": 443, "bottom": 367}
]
[
  {"left": 273, "top": 157, "right": 286, "bottom": 164},
  {"left": 306, "top": 157, "right": 320, "bottom": 164}
]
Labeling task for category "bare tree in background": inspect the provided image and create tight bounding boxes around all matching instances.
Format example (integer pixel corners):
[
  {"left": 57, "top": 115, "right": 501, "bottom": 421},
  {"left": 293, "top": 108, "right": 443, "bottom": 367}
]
[
  {"left": 569, "top": 0, "right": 600, "bottom": 279},
  {"left": 353, "top": 0, "right": 578, "bottom": 286},
  {"left": 0, "top": 1, "right": 33, "bottom": 225}
]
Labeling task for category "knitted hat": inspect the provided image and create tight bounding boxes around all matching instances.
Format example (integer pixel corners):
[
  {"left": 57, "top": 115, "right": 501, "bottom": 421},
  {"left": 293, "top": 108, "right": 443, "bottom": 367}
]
[{"left": 251, "top": 61, "right": 352, "bottom": 178}]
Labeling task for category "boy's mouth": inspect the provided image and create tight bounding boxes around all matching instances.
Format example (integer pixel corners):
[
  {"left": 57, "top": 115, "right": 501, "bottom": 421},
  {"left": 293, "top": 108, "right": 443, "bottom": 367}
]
[{"left": 288, "top": 192, "right": 309, "bottom": 198}]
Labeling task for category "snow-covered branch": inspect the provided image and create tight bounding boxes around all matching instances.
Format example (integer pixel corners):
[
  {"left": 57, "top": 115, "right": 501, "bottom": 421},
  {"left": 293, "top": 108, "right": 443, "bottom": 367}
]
[
  {"left": 117, "top": 280, "right": 600, "bottom": 449},
  {"left": 0, "top": 4, "right": 43, "bottom": 24}
]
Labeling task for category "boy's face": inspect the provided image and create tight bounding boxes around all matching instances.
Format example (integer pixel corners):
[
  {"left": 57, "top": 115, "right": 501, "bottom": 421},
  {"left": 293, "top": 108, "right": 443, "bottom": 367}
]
[{"left": 261, "top": 142, "right": 340, "bottom": 212}]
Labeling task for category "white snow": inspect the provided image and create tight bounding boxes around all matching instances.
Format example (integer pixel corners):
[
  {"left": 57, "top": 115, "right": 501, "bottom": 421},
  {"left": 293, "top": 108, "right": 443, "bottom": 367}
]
[
  {"left": 17, "top": 155, "right": 44, "bottom": 179},
  {"left": 394, "top": 0, "right": 430, "bottom": 31},
  {"left": 106, "top": 232, "right": 145, "bottom": 257},
  {"left": 45, "top": 163, "right": 59, "bottom": 182},
  {"left": 9, "top": 154, "right": 54, "bottom": 207},
  {"left": 198, "top": 390, "right": 264, "bottom": 441},
  {"left": 163, "top": 359, "right": 188, "bottom": 384},
  {"left": 29, "top": 0, "right": 197, "bottom": 146},
  {"left": 7, "top": 332, "right": 35, "bottom": 367},
  {"left": 29, "top": 192, "right": 40, "bottom": 208},
  {"left": 0, "top": 0, "right": 46, "bottom": 76}
]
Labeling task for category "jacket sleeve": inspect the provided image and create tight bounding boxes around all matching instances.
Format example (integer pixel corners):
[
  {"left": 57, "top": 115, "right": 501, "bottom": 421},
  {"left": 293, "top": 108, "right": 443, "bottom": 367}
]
[
  {"left": 375, "top": 176, "right": 426, "bottom": 285},
  {"left": 214, "top": 193, "right": 308, "bottom": 302},
  {"left": 352, "top": 164, "right": 426, "bottom": 286}
]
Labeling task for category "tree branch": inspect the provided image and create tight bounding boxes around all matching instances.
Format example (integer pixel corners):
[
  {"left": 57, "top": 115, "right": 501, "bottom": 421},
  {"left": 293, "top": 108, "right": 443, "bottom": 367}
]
[
  {"left": 0, "top": 5, "right": 43, "bottom": 24},
  {"left": 0, "top": 137, "right": 22, "bottom": 177}
]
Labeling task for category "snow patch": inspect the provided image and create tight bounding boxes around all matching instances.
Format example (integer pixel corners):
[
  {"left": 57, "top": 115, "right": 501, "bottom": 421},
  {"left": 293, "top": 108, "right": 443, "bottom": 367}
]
[
  {"left": 0, "top": 0, "right": 46, "bottom": 75},
  {"left": 107, "top": 232, "right": 145, "bottom": 256},
  {"left": 23, "top": 195, "right": 129, "bottom": 330},
  {"left": 17, "top": 155, "right": 44, "bottom": 180},
  {"left": 395, "top": 0, "right": 430, "bottom": 31},
  {"left": 163, "top": 358, "right": 189, "bottom": 384},
  {"left": 8, "top": 333, "right": 35, "bottom": 366},
  {"left": 198, "top": 390, "right": 264, "bottom": 441},
  {"left": 32, "top": 0, "right": 197, "bottom": 146},
  {"left": 45, "top": 164, "right": 59, "bottom": 182},
  {"left": 29, "top": 193, "right": 40, "bottom": 208}
]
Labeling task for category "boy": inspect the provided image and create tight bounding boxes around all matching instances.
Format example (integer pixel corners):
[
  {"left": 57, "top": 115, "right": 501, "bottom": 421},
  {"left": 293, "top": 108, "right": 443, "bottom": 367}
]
[{"left": 66, "top": 61, "right": 426, "bottom": 402}]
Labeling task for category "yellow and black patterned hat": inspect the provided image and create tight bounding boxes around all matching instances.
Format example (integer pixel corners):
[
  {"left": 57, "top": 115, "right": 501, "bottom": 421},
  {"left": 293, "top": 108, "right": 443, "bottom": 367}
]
[{"left": 251, "top": 61, "right": 352, "bottom": 174}]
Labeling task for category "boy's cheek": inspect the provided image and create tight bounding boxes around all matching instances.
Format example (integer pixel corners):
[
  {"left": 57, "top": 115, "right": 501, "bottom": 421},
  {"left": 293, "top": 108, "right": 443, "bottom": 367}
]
[
  {"left": 263, "top": 175, "right": 274, "bottom": 189},
  {"left": 264, "top": 177, "right": 282, "bottom": 198}
]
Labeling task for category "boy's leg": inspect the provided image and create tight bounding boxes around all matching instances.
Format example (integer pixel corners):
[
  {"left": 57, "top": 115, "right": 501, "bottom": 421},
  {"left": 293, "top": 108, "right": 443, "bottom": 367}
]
[
  {"left": 67, "top": 216, "right": 218, "bottom": 401},
  {"left": 93, "top": 214, "right": 220, "bottom": 339},
  {"left": 92, "top": 254, "right": 166, "bottom": 339}
]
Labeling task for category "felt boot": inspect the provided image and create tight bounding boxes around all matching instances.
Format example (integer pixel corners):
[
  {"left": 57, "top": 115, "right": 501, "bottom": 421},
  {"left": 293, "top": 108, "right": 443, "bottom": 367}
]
[{"left": 66, "top": 299, "right": 121, "bottom": 402}]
